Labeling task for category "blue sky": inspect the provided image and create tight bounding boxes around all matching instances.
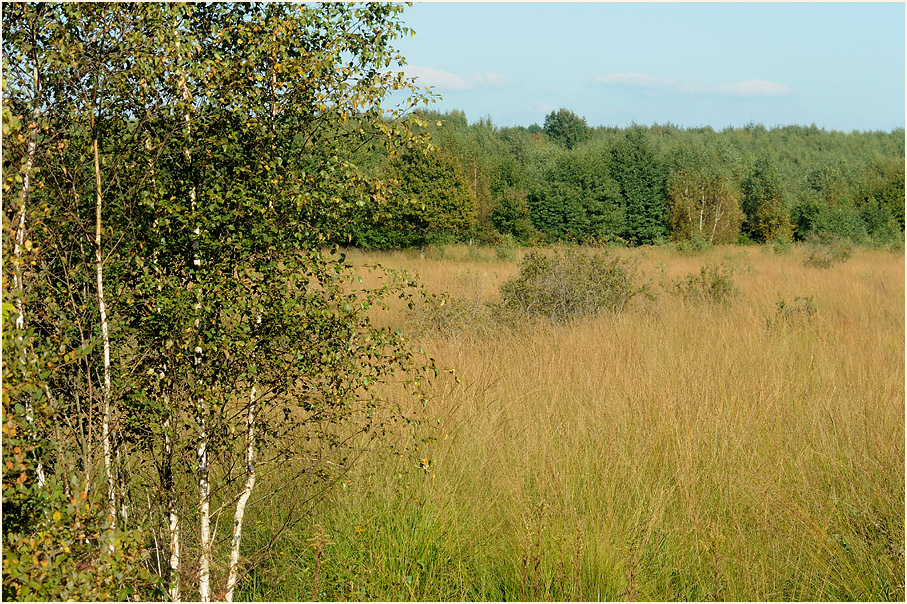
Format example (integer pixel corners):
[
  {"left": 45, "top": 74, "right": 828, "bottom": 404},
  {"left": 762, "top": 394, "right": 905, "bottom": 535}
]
[{"left": 392, "top": 2, "right": 905, "bottom": 132}]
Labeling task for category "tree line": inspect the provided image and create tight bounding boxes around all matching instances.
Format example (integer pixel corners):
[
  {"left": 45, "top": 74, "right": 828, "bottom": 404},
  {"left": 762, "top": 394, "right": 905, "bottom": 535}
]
[
  {"left": 3, "top": 3, "right": 434, "bottom": 601},
  {"left": 345, "top": 108, "right": 905, "bottom": 248},
  {"left": 2, "top": 3, "right": 903, "bottom": 601}
]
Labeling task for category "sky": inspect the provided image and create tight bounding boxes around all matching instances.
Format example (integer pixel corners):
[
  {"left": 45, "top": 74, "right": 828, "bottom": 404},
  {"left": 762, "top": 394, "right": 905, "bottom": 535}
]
[{"left": 390, "top": 2, "right": 905, "bottom": 132}]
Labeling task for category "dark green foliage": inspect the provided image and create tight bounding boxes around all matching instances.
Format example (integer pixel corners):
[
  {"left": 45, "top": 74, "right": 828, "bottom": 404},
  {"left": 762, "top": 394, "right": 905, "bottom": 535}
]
[
  {"left": 344, "top": 110, "right": 903, "bottom": 248},
  {"left": 543, "top": 108, "right": 593, "bottom": 150},
  {"left": 491, "top": 189, "right": 536, "bottom": 243},
  {"left": 527, "top": 149, "right": 624, "bottom": 243},
  {"left": 792, "top": 191, "right": 869, "bottom": 243},
  {"left": 356, "top": 147, "right": 476, "bottom": 248},
  {"left": 854, "top": 158, "right": 905, "bottom": 243},
  {"left": 498, "top": 250, "right": 649, "bottom": 323},
  {"left": 610, "top": 127, "right": 669, "bottom": 245}
]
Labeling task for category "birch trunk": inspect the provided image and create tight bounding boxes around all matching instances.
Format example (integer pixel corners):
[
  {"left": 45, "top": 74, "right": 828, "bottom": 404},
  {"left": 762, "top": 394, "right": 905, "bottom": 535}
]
[
  {"left": 197, "top": 399, "right": 211, "bottom": 603},
  {"left": 710, "top": 197, "right": 724, "bottom": 244},
  {"left": 176, "top": 49, "right": 210, "bottom": 602},
  {"left": 93, "top": 127, "right": 117, "bottom": 534},
  {"left": 177, "top": 59, "right": 199, "bottom": 267},
  {"left": 167, "top": 488, "right": 181, "bottom": 602},
  {"left": 162, "top": 414, "right": 181, "bottom": 602},
  {"left": 223, "top": 386, "right": 258, "bottom": 602},
  {"left": 15, "top": 58, "right": 45, "bottom": 487}
]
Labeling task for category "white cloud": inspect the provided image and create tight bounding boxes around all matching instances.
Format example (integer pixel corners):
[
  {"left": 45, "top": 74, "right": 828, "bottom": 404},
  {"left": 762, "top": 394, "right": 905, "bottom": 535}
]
[
  {"left": 717, "top": 79, "right": 794, "bottom": 98},
  {"left": 596, "top": 73, "right": 793, "bottom": 98},
  {"left": 403, "top": 65, "right": 506, "bottom": 91}
]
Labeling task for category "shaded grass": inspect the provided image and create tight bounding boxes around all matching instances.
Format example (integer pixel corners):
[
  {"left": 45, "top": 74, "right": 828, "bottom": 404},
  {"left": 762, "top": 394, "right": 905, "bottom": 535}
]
[{"left": 237, "top": 244, "right": 904, "bottom": 601}]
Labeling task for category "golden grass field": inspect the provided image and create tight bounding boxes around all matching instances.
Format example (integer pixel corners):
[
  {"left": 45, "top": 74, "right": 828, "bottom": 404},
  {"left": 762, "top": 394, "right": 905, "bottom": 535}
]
[{"left": 240, "top": 243, "right": 904, "bottom": 601}]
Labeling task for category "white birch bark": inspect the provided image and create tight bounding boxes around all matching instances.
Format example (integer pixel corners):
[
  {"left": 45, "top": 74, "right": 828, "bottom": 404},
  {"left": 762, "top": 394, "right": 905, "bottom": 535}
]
[
  {"left": 223, "top": 386, "right": 258, "bottom": 602},
  {"left": 168, "top": 493, "right": 181, "bottom": 602},
  {"left": 162, "top": 414, "right": 182, "bottom": 602},
  {"left": 197, "top": 399, "right": 211, "bottom": 603},
  {"left": 709, "top": 193, "right": 724, "bottom": 244},
  {"left": 15, "top": 59, "right": 46, "bottom": 487},
  {"left": 93, "top": 129, "right": 117, "bottom": 536},
  {"left": 177, "top": 52, "right": 200, "bottom": 267},
  {"left": 176, "top": 45, "right": 210, "bottom": 602}
]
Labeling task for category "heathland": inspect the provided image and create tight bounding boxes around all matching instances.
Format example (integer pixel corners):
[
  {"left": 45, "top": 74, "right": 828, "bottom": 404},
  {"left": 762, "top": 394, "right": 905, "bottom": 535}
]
[
  {"left": 3, "top": 4, "right": 903, "bottom": 602},
  {"left": 237, "top": 242, "right": 904, "bottom": 602}
]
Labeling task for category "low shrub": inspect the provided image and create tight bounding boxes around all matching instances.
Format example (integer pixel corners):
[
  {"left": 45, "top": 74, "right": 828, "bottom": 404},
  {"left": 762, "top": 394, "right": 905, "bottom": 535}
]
[
  {"left": 407, "top": 293, "right": 494, "bottom": 337},
  {"left": 673, "top": 263, "right": 739, "bottom": 305},
  {"left": 766, "top": 295, "right": 818, "bottom": 330},
  {"left": 803, "top": 234, "right": 853, "bottom": 268},
  {"left": 465, "top": 246, "right": 491, "bottom": 262},
  {"left": 771, "top": 234, "right": 793, "bottom": 255},
  {"left": 496, "top": 249, "right": 650, "bottom": 324},
  {"left": 675, "top": 234, "right": 712, "bottom": 254},
  {"left": 495, "top": 234, "right": 518, "bottom": 261}
]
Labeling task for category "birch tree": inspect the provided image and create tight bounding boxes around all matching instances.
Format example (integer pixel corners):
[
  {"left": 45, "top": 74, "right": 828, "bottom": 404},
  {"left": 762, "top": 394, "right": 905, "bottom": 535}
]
[
  {"left": 4, "top": 3, "right": 436, "bottom": 601},
  {"left": 667, "top": 140, "right": 745, "bottom": 244}
]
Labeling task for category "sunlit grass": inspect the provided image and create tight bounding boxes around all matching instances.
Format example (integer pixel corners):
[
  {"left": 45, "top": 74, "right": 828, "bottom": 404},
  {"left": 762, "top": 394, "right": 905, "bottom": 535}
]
[{"left": 238, "top": 243, "right": 904, "bottom": 601}]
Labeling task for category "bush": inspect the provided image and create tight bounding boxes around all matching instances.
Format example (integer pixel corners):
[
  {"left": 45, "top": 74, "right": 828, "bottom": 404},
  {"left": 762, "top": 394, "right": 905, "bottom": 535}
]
[
  {"left": 495, "top": 234, "right": 518, "bottom": 261},
  {"left": 803, "top": 234, "right": 853, "bottom": 268},
  {"left": 497, "top": 249, "right": 649, "bottom": 324},
  {"left": 766, "top": 296, "right": 818, "bottom": 330},
  {"left": 675, "top": 234, "right": 712, "bottom": 254},
  {"left": 771, "top": 234, "right": 793, "bottom": 255},
  {"left": 673, "top": 263, "right": 739, "bottom": 305}
]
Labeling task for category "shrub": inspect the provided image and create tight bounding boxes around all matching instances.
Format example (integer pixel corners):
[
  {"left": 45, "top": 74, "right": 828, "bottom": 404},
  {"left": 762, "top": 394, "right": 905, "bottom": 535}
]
[
  {"left": 771, "top": 234, "right": 793, "bottom": 255},
  {"left": 495, "top": 234, "right": 518, "bottom": 261},
  {"left": 497, "top": 249, "right": 649, "bottom": 324},
  {"left": 675, "top": 234, "right": 712, "bottom": 254},
  {"left": 803, "top": 234, "right": 853, "bottom": 268},
  {"left": 673, "top": 263, "right": 739, "bottom": 305},
  {"left": 766, "top": 296, "right": 818, "bottom": 330},
  {"left": 465, "top": 245, "right": 492, "bottom": 262}
]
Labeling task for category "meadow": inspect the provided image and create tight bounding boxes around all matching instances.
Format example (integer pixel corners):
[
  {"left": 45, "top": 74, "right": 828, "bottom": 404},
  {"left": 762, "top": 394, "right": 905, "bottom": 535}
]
[{"left": 237, "top": 243, "right": 904, "bottom": 601}]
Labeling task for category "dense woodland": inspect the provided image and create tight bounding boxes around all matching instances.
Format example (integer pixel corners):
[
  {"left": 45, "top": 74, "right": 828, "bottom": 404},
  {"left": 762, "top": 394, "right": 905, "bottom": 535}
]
[
  {"left": 1, "top": 2, "right": 903, "bottom": 602},
  {"left": 346, "top": 108, "right": 905, "bottom": 249}
]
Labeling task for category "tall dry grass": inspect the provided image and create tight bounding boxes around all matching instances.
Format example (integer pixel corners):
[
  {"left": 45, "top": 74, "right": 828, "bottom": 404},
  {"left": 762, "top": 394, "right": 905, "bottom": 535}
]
[{"left": 239, "top": 244, "right": 904, "bottom": 601}]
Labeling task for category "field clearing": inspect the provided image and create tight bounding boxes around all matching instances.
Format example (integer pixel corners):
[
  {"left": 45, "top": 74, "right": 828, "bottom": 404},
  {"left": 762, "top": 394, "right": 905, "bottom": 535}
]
[{"left": 239, "top": 244, "right": 904, "bottom": 601}]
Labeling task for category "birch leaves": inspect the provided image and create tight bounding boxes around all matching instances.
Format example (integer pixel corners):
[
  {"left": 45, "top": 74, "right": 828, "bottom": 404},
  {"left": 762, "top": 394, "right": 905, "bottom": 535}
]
[{"left": 3, "top": 4, "right": 434, "bottom": 601}]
